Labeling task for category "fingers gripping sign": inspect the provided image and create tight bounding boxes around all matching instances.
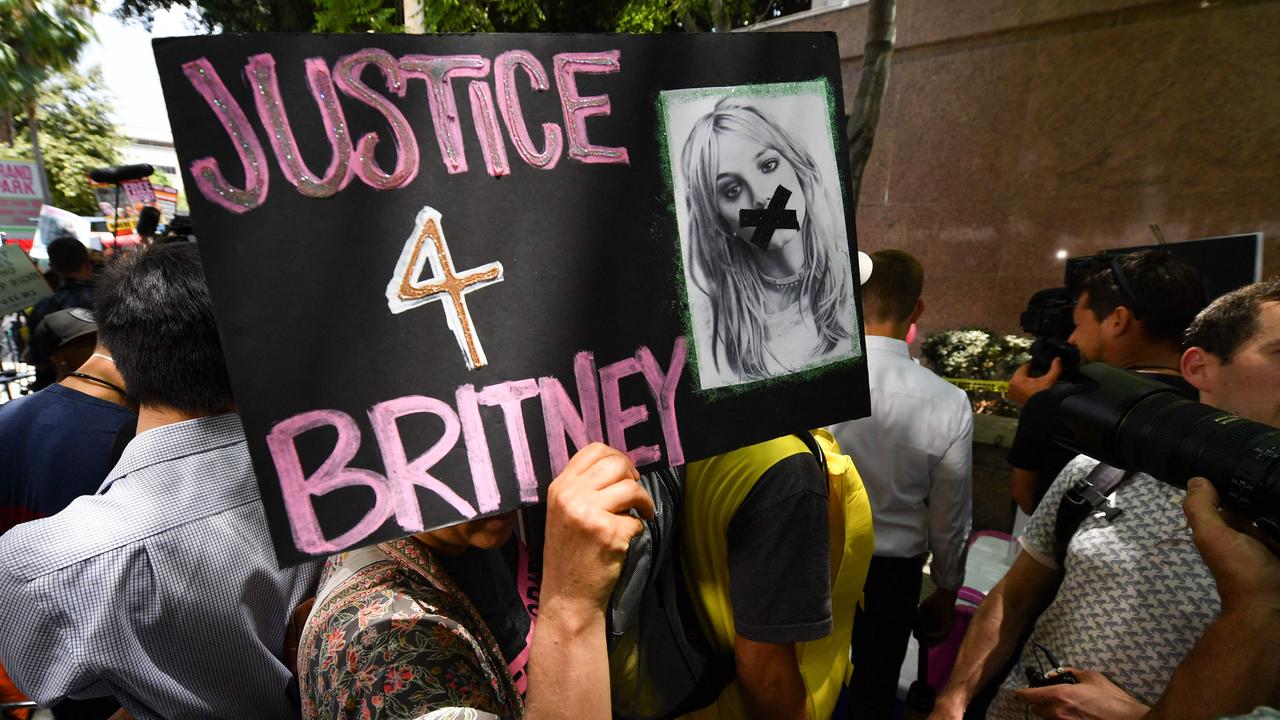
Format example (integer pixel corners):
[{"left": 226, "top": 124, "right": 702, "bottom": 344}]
[{"left": 540, "top": 443, "right": 656, "bottom": 615}]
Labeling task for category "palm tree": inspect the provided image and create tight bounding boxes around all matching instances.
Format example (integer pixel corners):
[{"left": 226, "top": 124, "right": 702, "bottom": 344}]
[{"left": 0, "top": 0, "right": 96, "bottom": 202}]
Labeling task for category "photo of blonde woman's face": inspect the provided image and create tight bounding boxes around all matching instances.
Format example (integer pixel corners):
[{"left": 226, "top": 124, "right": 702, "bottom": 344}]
[{"left": 713, "top": 133, "right": 806, "bottom": 251}]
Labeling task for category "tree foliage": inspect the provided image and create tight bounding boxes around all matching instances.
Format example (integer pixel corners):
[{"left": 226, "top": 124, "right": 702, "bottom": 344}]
[
  {"left": 0, "top": 0, "right": 96, "bottom": 113},
  {"left": 10, "top": 67, "right": 123, "bottom": 215},
  {"left": 116, "top": 0, "right": 810, "bottom": 33}
]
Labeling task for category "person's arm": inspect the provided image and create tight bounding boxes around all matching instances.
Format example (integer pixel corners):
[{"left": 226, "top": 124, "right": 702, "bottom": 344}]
[
  {"left": 1011, "top": 467, "right": 1041, "bottom": 515},
  {"left": 724, "top": 454, "right": 831, "bottom": 719},
  {"left": 524, "top": 443, "right": 654, "bottom": 720},
  {"left": 734, "top": 637, "right": 808, "bottom": 719},
  {"left": 929, "top": 550, "right": 1063, "bottom": 719},
  {"left": 0, "top": 544, "right": 93, "bottom": 706},
  {"left": 1145, "top": 478, "right": 1280, "bottom": 720},
  {"left": 919, "top": 403, "right": 974, "bottom": 644}
]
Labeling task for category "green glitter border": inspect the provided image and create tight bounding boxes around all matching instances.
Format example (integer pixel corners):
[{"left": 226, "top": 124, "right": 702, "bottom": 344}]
[{"left": 654, "top": 78, "right": 863, "bottom": 402}]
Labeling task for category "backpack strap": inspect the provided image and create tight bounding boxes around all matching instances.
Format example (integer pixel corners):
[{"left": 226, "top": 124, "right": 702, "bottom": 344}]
[
  {"left": 794, "top": 431, "right": 827, "bottom": 476},
  {"left": 1052, "top": 463, "right": 1129, "bottom": 568}
]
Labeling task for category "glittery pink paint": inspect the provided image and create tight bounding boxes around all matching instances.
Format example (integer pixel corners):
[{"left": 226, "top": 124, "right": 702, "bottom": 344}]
[
  {"left": 368, "top": 394, "right": 478, "bottom": 532},
  {"left": 494, "top": 50, "right": 563, "bottom": 169},
  {"left": 468, "top": 80, "right": 510, "bottom": 178},
  {"left": 599, "top": 356, "right": 661, "bottom": 466},
  {"left": 181, "top": 58, "right": 270, "bottom": 214},
  {"left": 551, "top": 51, "right": 629, "bottom": 165},
  {"left": 267, "top": 409, "right": 395, "bottom": 555},
  {"left": 538, "top": 351, "right": 604, "bottom": 477},
  {"left": 400, "top": 55, "right": 490, "bottom": 175},
  {"left": 333, "top": 49, "right": 420, "bottom": 190},
  {"left": 245, "top": 54, "right": 355, "bottom": 198},
  {"left": 477, "top": 379, "right": 542, "bottom": 503}
]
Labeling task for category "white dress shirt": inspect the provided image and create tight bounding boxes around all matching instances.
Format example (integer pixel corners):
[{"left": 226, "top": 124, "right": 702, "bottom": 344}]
[{"left": 828, "top": 335, "right": 974, "bottom": 590}]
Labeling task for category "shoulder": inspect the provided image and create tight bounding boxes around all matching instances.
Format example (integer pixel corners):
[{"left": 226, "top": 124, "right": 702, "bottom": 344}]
[
  {"left": 0, "top": 492, "right": 150, "bottom": 582},
  {"left": 302, "top": 567, "right": 507, "bottom": 718}
]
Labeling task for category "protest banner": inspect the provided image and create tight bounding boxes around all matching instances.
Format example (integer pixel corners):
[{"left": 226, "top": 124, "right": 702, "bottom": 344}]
[
  {"left": 153, "top": 184, "right": 179, "bottom": 221},
  {"left": 91, "top": 176, "right": 157, "bottom": 241},
  {"left": 154, "top": 32, "right": 870, "bottom": 566},
  {"left": 0, "top": 244, "right": 52, "bottom": 316},
  {"left": 31, "top": 205, "right": 94, "bottom": 259},
  {"left": 0, "top": 159, "right": 46, "bottom": 250}
]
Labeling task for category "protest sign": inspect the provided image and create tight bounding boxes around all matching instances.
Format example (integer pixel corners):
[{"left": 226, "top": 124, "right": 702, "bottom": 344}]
[
  {"left": 0, "top": 159, "right": 45, "bottom": 250},
  {"left": 154, "top": 32, "right": 870, "bottom": 566},
  {"left": 91, "top": 177, "right": 157, "bottom": 240},
  {"left": 31, "top": 205, "right": 93, "bottom": 259},
  {"left": 0, "top": 244, "right": 52, "bottom": 316}
]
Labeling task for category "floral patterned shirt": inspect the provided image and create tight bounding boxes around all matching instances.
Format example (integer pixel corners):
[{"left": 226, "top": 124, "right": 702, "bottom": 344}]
[{"left": 298, "top": 537, "right": 524, "bottom": 720}]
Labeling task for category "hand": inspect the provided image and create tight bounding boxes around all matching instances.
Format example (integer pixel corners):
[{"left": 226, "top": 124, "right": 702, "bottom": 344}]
[
  {"left": 1183, "top": 477, "right": 1280, "bottom": 615},
  {"left": 914, "top": 588, "right": 957, "bottom": 647},
  {"left": 1014, "top": 668, "right": 1149, "bottom": 719},
  {"left": 1008, "top": 358, "right": 1062, "bottom": 407},
  {"left": 539, "top": 443, "right": 655, "bottom": 618}
]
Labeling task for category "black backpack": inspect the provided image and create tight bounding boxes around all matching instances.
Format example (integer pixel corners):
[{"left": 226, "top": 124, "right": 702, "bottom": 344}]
[{"left": 606, "top": 466, "right": 733, "bottom": 720}]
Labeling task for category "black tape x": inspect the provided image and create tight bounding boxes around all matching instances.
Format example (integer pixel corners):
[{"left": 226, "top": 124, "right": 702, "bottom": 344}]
[{"left": 739, "top": 185, "right": 799, "bottom": 251}]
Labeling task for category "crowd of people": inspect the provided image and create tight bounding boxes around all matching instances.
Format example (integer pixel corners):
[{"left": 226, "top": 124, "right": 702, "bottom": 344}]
[{"left": 0, "top": 225, "right": 1277, "bottom": 720}]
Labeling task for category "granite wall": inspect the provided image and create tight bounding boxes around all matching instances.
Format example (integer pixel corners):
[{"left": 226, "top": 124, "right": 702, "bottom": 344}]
[{"left": 761, "top": 0, "right": 1280, "bottom": 339}]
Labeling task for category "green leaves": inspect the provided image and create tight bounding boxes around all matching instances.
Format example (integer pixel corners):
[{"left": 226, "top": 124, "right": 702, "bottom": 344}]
[
  {"left": 0, "top": 0, "right": 96, "bottom": 110},
  {"left": 11, "top": 66, "right": 122, "bottom": 215}
]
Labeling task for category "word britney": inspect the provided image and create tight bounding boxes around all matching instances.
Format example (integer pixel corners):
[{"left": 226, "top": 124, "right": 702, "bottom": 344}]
[
  {"left": 183, "top": 48, "right": 630, "bottom": 214},
  {"left": 268, "top": 338, "right": 686, "bottom": 554}
]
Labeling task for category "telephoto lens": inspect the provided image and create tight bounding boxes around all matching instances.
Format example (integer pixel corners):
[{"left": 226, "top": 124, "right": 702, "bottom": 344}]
[{"left": 1056, "top": 363, "right": 1280, "bottom": 522}]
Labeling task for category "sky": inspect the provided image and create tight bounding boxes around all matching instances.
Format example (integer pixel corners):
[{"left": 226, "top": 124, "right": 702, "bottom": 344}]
[{"left": 76, "top": 1, "right": 203, "bottom": 139}]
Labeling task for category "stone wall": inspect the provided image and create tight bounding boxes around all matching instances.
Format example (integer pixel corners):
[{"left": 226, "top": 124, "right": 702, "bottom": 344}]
[{"left": 759, "top": 0, "right": 1280, "bottom": 339}]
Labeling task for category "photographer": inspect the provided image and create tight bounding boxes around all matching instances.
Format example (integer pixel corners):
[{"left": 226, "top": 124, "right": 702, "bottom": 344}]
[
  {"left": 1006, "top": 251, "right": 1205, "bottom": 513},
  {"left": 930, "top": 278, "right": 1280, "bottom": 720}
]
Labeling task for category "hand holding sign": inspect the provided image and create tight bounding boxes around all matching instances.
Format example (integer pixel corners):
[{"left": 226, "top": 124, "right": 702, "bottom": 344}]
[{"left": 539, "top": 442, "right": 655, "bottom": 616}]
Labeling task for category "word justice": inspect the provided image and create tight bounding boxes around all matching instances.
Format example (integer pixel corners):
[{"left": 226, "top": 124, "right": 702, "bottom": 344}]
[
  {"left": 183, "top": 48, "right": 630, "bottom": 214},
  {"left": 267, "top": 337, "right": 687, "bottom": 554}
]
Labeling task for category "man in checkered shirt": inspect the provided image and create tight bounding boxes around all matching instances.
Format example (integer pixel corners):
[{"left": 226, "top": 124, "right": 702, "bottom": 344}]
[{"left": 0, "top": 244, "right": 321, "bottom": 719}]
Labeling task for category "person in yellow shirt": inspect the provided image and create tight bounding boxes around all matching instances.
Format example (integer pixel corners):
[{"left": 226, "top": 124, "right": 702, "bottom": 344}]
[{"left": 680, "top": 432, "right": 874, "bottom": 719}]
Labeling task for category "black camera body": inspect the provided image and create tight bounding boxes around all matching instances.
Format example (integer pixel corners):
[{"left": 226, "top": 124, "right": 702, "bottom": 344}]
[
  {"left": 1056, "top": 363, "right": 1280, "bottom": 526},
  {"left": 1020, "top": 287, "right": 1080, "bottom": 376}
]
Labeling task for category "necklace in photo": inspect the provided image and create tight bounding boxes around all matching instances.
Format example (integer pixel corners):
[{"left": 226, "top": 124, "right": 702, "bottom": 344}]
[{"left": 761, "top": 269, "right": 803, "bottom": 289}]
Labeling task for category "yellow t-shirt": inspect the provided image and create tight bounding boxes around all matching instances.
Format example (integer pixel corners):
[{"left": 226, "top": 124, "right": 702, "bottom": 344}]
[{"left": 680, "top": 432, "right": 875, "bottom": 719}]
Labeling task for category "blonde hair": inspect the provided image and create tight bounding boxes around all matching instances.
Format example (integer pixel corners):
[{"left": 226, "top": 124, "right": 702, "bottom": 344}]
[{"left": 682, "top": 97, "right": 851, "bottom": 380}]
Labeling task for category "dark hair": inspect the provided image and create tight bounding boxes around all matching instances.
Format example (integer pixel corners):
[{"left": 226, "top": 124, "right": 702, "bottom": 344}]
[
  {"left": 47, "top": 236, "right": 89, "bottom": 276},
  {"left": 1183, "top": 278, "right": 1280, "bottom": 363},
  {"left": 862, "top": 249, "right": 924, "bottom": 322},
  {"left": 95, "top": 243, "right": 233, "bottom": 413},
  {"left": 136, "top": 206, "right": 161, "bottom": 238},
  {"left": 1078, "top": 250, "right": 1205, "bottom": 346}
]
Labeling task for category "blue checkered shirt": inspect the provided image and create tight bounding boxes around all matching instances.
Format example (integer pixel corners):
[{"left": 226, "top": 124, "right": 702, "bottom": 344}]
[{"left": 0, "top": 413, "right": 322, "bottom": 719}]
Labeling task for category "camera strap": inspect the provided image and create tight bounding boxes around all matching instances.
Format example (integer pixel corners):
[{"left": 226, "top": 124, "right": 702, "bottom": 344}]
[{"left": 1053, "top": 463, "right": 1130, "bottom": 567}]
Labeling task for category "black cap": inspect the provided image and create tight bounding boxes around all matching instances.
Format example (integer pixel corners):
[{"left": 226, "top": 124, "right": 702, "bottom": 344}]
[{"left": 31, "top": 307, "right": 97, "bottom": 359}]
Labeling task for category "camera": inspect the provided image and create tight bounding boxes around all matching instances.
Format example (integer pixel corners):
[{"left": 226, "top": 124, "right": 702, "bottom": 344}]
[
  {"left": 1055, "top": 363, "right": 1280, "bottom": 525},
  {"left": 1019, "top": 287, "right": 1080, "bottom": 376},
  {"left": 1025, "top": 667, "right": 1077, "bottom": 688}
]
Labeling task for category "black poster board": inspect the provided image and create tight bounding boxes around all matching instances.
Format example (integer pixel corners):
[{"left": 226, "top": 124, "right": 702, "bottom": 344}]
[{"left": 154, "top": 32, "right": 869, "bottom": 566}]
